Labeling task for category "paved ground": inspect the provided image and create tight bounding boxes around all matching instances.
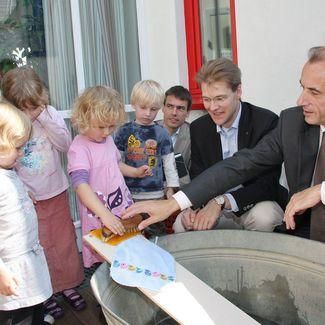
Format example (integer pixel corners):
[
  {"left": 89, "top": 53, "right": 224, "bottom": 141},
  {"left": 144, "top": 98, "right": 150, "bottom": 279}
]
[{"left": 55, "top": 263, "right": 106, "bottom": 325}]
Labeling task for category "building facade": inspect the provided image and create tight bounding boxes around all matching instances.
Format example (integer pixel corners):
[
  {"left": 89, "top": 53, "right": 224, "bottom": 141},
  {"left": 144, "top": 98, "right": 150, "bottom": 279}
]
[{"left": 1, "top": 0, "right": 324, "bottom": 236}]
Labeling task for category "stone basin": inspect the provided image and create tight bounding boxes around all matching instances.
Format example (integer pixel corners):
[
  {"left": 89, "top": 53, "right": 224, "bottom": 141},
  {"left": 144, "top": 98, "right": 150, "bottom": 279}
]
[{"left": 90, "top": 230, "right": 325, "bottom": 324}]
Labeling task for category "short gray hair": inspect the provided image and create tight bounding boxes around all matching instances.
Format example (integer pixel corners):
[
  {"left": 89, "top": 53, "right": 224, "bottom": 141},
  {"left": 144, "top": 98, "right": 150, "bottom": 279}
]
[{"left": 308, "top": 46, "right": 325, "bottom": 63}]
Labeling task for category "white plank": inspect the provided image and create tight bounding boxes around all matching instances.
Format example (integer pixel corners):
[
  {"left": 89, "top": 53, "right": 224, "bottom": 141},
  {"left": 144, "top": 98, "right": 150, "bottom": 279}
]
[{"left": 84, "top": 233, "right": 259, "bottom": 325}]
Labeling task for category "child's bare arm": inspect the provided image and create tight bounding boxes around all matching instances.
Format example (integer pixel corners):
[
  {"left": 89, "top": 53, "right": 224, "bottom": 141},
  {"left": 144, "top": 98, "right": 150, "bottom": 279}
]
[
  {"left": 119, "top": 162, "right": 152, "bottom": 178},
  {"left": 0, "top": 261, "right": 19, "bottom": 296},
  {"left": 75, "top": 183, "right": 125, "bottom": 235}
]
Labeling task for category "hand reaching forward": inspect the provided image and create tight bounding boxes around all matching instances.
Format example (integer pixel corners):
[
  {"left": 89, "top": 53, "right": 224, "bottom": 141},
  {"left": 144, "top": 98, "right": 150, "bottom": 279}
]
[
  {"left": 284, "top": 184, "right": 322, "bottom": 230},
  {"left": 100, "top": 213, "right": 125, "bottom": 236},
  {"left": 75, "top": 183, "right": 125, "bottom": 236},
  {"left": 122, "top": 198, "right": 180, "bottom": 230}
]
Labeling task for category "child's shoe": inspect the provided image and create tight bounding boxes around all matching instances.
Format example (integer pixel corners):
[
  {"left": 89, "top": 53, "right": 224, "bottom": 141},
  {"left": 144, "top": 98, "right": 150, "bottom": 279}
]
[
  {"left": 43, "top": 314, "right": 55, "bottom": 324},
  {"left": 62, "top": 288, "right": 87, "bottom": 311},
  {"left": 44, "top": 296, "right": 64, "bottom": 319}
]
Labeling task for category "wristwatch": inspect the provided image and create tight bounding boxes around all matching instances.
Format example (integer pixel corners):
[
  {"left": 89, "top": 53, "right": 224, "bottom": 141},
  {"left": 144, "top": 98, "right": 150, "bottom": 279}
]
[{"left": 214, "top": 195, "right": 225, "bottom": 210}]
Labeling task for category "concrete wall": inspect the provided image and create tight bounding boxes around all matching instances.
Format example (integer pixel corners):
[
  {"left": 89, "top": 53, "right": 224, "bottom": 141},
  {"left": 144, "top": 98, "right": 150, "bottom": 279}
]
[{"left": 235, "top": 0, "right": 325, "bottom": 114}]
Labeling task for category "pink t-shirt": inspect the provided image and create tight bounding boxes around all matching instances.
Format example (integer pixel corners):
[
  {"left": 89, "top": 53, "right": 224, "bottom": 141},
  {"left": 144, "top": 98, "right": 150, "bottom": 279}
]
[
  {"left": 16, "top": 105, "right": 71, "bottom": 200},
  {"left": 67, "top": 135, "right": 133, "bottom": 267}
]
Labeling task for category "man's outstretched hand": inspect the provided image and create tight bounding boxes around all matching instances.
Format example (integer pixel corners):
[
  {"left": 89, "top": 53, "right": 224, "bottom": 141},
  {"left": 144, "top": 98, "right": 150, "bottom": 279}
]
[{"left": 122, "top": 198, "right": 180, "bottom": 230}]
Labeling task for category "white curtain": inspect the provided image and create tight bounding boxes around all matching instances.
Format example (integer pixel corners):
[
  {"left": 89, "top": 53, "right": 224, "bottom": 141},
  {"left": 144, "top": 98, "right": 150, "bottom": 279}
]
[
  {"left": 41, "top": 0, "right": 140, "bottom": 222},
  {"left": 43, "top": 0, "right": 79, "bottom": 221},
  {"left": 42, "top": 0, "right": 78, "bottom": 111},
  {"left": 78, "top": 0, "right": 140, "bottom": 103},
  {"left": 79, "top": 0, "right": 119, "bottom": 87}
]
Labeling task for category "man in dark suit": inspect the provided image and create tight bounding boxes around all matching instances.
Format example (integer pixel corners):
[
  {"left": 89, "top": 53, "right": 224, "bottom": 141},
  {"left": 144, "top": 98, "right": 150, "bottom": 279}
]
[
  {"left": 123, "top": 46, "right": 325, "bottom": 242},
  {"left": 172, "top": 58, "right": 286, "bottom": 233}
]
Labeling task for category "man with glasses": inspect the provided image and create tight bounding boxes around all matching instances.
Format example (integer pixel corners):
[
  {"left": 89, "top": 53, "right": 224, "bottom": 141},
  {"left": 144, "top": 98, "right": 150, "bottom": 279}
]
[
  {"left": 159, "top": 86, "right": 192, "bottom": 187},
  {"left": 124, "top": 48, "right": 325, "bottom": 241},
  {"left": 172, "top": 58, "right": 287, "bottom": 233}
]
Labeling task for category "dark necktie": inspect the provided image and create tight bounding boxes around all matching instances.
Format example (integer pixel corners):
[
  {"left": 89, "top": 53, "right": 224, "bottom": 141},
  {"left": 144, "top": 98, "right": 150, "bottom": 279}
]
[{"left": 310, "top": 131, "right": 325, "bottom": 242}]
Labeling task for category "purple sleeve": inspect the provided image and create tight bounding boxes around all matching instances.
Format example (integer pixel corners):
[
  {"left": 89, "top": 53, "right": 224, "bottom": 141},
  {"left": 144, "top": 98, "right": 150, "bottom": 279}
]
[{"left": 70, "top": 169, "right": 89, "bottom": 189}]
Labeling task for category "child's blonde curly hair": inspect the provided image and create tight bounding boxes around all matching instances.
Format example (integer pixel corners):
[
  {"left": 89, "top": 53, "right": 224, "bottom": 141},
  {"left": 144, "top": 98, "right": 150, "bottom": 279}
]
[
  {"left": 0, "top": 101, "right": 32, "bottom": 152},
  {"left": 72, "top": 86, "right": 126, "bottom": 134}
]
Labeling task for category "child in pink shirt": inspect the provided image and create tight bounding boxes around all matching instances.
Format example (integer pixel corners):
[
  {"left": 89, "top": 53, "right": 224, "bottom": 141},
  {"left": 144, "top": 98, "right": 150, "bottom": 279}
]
[
  {"left": 67, "top": 86, "right": 151, "bottom": 268},
  {"left": 1, "top": 67, "right": 85, "bottom": 319}
]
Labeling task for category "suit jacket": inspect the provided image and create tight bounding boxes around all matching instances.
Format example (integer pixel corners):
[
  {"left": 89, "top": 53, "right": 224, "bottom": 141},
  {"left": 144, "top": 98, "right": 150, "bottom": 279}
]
[
  {"left": 189, "top": 101, "right": 288, "bottom": 215},
  {"left": 158, "top": 120, "right": 191, "bottom": 186},
  {"left": 174, "top": 122, "right": 191, "bottom": 172},
  {"left": 183, "top": 106, "right": 319, "bottom": 217}
]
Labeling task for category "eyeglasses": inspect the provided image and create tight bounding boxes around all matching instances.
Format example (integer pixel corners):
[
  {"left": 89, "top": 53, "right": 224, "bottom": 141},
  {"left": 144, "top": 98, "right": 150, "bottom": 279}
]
[
  {"left": 202, "top": 95, "right": 229, "bottom": 105},
  {"left": 164, "top": 103, "right": 187, "bottom": 112}
]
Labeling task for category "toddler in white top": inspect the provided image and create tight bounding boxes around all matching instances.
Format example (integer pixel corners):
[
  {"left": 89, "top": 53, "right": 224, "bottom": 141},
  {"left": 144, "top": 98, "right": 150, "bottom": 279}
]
[{"left": 0, "top": 102, "right": 52, "bottom": 324}]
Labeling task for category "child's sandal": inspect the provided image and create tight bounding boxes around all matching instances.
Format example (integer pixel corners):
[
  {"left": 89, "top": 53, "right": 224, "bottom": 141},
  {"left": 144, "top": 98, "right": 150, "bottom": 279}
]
[
  {"left": 62, "top": 289, "right": 87, "bottom": 311},
  {"left": 44, "top": 296, "right": 64, "bottom": 319}
]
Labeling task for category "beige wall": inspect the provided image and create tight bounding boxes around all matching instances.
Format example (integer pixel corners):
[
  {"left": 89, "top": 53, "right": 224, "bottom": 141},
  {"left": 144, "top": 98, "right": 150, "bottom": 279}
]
[
  {"left": 136, "top": 0, "right": 188, "bottom": 91},
  {"left": 235, "top": 0, "right": 325, "bottom": 114},
  {"left": 142, "top": 0, "right": 325, "bottom": 116}
]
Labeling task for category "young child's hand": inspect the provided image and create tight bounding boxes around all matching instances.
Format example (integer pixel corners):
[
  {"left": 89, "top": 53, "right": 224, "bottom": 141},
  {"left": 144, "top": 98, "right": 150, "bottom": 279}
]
[
  {"left": 22, "top": 105, "right": 45, "bottom": 122},
  {"left": 165, "top": 187, "right": 175, "bottom": 199},
  {"left": 136, "top": 165, "right": 153, "bottom": 178},
  {"left": 28, "top": 191, "right": 37, "bottom": 205},
  {"left": 0, "top": 267, "right": 19, "bottom": 296},
  {"left": 101, "top": 213, "right": 125, "bottom": 236}
]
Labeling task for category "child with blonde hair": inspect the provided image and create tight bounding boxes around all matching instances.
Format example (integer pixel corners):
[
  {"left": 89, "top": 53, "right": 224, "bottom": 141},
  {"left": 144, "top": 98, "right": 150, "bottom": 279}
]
[
  {"left": 68, "top": 86, "right": 151, "bottom": 267},
  {"left": 1, "top": 67, "right": 85, "bottom": 319},
  {"left": 114, "top": 80, "right": 179, "bottom": 236},
  {"left": 0, "top": 102, "right": 52, "bottom": 324}
]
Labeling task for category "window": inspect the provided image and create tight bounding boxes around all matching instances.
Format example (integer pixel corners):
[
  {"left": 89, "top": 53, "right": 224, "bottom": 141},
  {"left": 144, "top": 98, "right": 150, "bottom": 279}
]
[
  {"left": 184, "top": 0, "right": 237, "bottom": 109},
  {"left": 0, "top": 0, "right": 51, "bottom": 87},
  {"left": 0, "top": 0, "right": 140, "bottom": 107},
  {"left": 78, "top": 0, "right": 141, "bottom": 103},
  {"left": 0, "top": 0, "right": 141, "bottom": 222}
]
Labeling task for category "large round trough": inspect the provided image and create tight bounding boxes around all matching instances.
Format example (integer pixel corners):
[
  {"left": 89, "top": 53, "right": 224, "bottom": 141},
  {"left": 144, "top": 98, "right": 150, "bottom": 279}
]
[{"left": 91, "top": 230, "right": 325, "bottom": 324}]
